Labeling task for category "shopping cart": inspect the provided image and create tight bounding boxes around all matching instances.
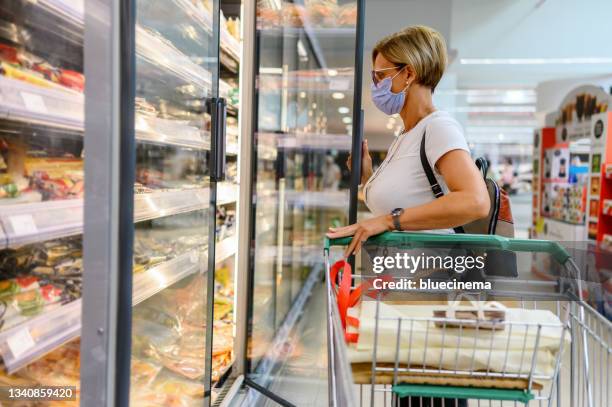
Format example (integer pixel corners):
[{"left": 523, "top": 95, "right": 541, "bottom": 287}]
[{"left": 324, "top": 232, "right": 612, "bottom": 407}]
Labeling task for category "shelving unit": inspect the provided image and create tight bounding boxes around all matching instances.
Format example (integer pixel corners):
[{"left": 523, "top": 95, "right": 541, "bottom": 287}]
[
  {"left": 0, "top": 0, "right": 242, "bottom": 401},
  {"left": 0, "top": 78, "right": 239, "bottom": 153},
  {"left": 0, "top": 233, "right": 237, "bottom": 374},
  {"left": 0, "top": 183, "right": 237, "bottom": 248},
  {"left": 532, "top": 84, "right": 612, "bottom": 316}
]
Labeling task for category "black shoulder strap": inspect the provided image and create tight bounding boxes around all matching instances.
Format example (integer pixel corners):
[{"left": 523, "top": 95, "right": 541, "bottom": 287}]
[
  {"left": 420, "top": 131, "right": 465, "bottom": 233},
  {"left": 420, "top": 131, "right": 444, "bottom": 198}
]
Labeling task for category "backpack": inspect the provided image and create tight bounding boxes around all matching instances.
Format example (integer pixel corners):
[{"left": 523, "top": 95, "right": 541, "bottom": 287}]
[
  {"left": 420, "top": 131, "right": 515, "bottom": 237},
  {"left": 420, "top": 131, "right": 517, "bottom": 278}
]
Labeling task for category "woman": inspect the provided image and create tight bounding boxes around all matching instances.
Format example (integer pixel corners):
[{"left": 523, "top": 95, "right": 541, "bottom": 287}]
[
  {"left": 327, "top": 25, "right": 490, "bottom": 258},
  {"left": 328, "top": 26, "right": 489, "bottom": 407}
]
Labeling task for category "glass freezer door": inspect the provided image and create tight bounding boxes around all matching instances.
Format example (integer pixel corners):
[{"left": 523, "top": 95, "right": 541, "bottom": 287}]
[
  {"left": 125, "top": 0, "right": 226, "bottom": 405},
  {"left": 245, "top": 0, "right": 361, "bottom": 405}
]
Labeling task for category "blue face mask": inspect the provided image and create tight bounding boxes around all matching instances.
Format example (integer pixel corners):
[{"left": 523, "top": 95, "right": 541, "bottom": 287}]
[{"left": 371, "top": 68, "right": 409, "bottom": 116}]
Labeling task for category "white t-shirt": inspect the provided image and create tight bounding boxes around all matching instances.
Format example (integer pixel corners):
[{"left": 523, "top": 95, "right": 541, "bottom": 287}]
[{"left": 363, "top": 111, "right": 469, "bottom": 234}]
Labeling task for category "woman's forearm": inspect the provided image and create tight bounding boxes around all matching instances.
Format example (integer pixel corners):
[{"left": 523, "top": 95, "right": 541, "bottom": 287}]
[{"left": 388, "top": 190, "right": 489, "bottom": 231}]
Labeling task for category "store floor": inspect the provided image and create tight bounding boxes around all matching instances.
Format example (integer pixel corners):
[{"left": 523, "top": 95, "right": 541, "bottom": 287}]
[{"left": 260, "top": 281, "right": 330, "bottom": 406}]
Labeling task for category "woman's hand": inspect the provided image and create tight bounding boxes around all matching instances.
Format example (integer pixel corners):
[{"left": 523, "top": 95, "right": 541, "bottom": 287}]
[
  {"left": 326, "top": 214, "right": 392, "bottom": 258},
  {"left": 346, "top": 139, "right": 373, "bottom": 185}
]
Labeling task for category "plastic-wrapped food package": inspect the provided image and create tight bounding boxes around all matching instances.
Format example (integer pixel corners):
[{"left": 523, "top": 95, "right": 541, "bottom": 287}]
[
  {"left": 306, "top": 0, "right": 338, "bottom": 27},
  {"left": 282, "top": 2, "right": 306, "bottom": 28},
  {"left": 257, "top": 4, "right": 281, "bottom": 29},
  {"left": 337, "top": 3, "right": 357, "bottom": 26}
]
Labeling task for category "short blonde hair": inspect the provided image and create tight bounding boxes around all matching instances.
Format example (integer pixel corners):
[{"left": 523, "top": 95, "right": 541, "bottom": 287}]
[{"left": 372, "top": 25, "right": 447, "bottom": 91}]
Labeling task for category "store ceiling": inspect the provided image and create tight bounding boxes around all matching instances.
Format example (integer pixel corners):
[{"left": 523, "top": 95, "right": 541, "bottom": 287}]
[{"left": 359, "top": 0, "right": 612, "bottom": 153}]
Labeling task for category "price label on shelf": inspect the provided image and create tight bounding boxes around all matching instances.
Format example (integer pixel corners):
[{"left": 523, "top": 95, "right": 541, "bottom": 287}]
[
  {"left": 6, "top": 328, "right": 35, "bottom": 359},
  {"left": 20, "top": 92, "right": 48, "bottom": 114},
  {"left": 9, "top": 214, "right": 38, "bottom": 236}
]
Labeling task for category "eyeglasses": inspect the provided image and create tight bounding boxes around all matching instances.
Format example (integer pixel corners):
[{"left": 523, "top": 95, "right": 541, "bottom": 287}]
[{"left": 371, "top": 65, "right": 405, "bottom": 85}]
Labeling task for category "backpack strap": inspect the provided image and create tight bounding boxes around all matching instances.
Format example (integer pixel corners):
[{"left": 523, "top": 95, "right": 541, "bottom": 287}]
[
  {"left": 420, "top": 131, "right": 465, "bottom": 234},
  {"left": 475, "top": 157, "right": 488, "bottom": 178}
]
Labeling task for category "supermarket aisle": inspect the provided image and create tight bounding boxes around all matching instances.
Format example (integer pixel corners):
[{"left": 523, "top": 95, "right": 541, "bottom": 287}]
[{"left": 511, "top": 192, "right": 532, "bottom": 239}]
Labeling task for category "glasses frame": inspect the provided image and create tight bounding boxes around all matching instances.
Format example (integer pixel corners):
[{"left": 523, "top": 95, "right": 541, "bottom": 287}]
[{"left": 371, "top": 65, "right": 405, "bottom": 85}]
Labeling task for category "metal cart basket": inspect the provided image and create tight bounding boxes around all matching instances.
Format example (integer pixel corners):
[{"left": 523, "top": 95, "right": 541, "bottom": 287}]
[{"left": 324, "top": 232, "right": 611, "bottom": 406}]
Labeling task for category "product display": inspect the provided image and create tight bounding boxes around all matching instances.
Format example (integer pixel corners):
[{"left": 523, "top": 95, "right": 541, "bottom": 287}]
[
  {"left": 0, "top": 42, "right": 84, "bottom": 92},
  {"left": 257, "top": 0, "right": 357, "bottom": 29},
  {"left": 533, "top": 84, "right": 612, "bottom": 315},
  {"left": 0, "top": 0, "right": 243, "bottom": 400}
]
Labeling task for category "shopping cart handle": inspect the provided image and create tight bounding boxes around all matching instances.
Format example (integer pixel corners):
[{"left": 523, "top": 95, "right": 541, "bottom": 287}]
[{"left": 324, "top": 232, "right": 571, "bottom": 264}]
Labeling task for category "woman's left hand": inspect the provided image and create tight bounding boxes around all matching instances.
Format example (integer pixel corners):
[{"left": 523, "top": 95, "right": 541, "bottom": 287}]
[{"left": 326, "top": 215, "right": 391, "bottom": 258}]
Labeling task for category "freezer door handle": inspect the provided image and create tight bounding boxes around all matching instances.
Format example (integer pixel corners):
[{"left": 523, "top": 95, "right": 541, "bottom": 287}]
[{"left": 211, "top": 97, "right": 227, "bottom": 182}]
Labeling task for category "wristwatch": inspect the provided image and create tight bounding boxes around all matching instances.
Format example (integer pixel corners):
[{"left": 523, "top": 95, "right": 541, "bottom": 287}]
[{"left": 390, "top": 208, "right": 404, "bottom": 231}]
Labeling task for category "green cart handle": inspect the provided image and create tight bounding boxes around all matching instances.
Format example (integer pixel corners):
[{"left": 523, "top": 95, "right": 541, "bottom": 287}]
[{"left": 324, "top": 231, "right": 571, "bottom": 265}]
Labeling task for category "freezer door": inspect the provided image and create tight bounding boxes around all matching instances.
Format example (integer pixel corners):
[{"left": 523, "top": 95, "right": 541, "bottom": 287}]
[{"left": 243, "top": 1, "right": 362, "bottom": 405}]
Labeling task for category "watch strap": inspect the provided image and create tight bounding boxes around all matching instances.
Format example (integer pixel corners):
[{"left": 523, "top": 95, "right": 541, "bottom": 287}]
[{"left": 392, "top": 208, "right": 403, "bottom": 231}]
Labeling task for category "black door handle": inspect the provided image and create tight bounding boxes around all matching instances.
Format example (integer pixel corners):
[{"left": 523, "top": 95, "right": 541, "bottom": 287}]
[{"left": 211, "top": 97, "right": 226, "bottom": 182}]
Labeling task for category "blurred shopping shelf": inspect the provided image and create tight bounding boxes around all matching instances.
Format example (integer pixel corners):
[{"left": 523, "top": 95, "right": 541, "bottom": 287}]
[{"left": 0, "top": 184, "right": 238, "bottom": 247}]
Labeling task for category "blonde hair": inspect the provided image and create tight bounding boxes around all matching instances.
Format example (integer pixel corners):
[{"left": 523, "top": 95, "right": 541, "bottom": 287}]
[{"left": 372, "top": 25, "right": 447, "bottom": 91}]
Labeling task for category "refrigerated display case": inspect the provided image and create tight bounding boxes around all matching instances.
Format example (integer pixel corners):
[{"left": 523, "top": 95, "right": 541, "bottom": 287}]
[
  {"left": 242, "top": 0, "right": 361, "bottom": 405},
  {"left": 126, "top": 0, "right": 243, "bottom": 405},
  {"left": 0, "top": 0, "right": 85, "bottom": 399},
  {"left": 0, "top": 0, "right": 362, "bottom": 404},
  {"left": 0, "top": 0, "right": 243, "bottom": 405}
]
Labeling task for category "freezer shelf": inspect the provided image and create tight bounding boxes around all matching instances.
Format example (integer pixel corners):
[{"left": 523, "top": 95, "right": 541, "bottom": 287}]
[
  {"left": 0, "top": 199, "right": 84, "bottom": 248},
  {"left": 0, "top": 298, "right": 81, "bottom": 374},
  {"left": 37, "top": 0, "right": 84, "bottom": 25},
  {"left": 214, "top": 234, "right": 237, "bottom": 263},
  {"left": 0, "top": 76, "right": 84, "bottom": 131},
  {"left": 26, "top": 0, "right": 239, "bottom": 69},
  {"left": 132, "top": 248, "right": 201, "bottom": 306},
  {"left": 286, "top": 190, "right": 349, "bottom": 208},
  {"left": 0, "top": 77, "right": 242, "bottom": 153},
  {"left": 156, "top": 0, "right": 240, "bottom": 63},
  {"left": 0, "top": 234, "right": 236, "bottom": 373},
  {"left": 273, "top": 132, "right": 351, "bottom": 151},
  {"left": 0, "top": 184, "right": 238, "bottom": 247},
  {"left": 136, "top": 26, "right": 212, "bottom": 94}
]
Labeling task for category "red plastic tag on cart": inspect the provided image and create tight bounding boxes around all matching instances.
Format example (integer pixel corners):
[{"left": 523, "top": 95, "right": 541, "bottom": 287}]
[{"left": 330, "top": 260, "right": 394, "bottom": 343}]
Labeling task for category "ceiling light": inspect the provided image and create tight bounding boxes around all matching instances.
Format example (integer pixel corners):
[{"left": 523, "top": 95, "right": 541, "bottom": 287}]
[
  {"left": 332, "top": 92, "right": 345, "bottom": 100},
  {"left": 437, "top": 88, "right": 535, "bottom": 96},
  {"left": 460, "top": 58, "right": 612, "bottom": 65},
  {"left": 299, "top": 91, "right": 306, "bottom": 98},
  {"left": 449, "top": 106, "right": 536, "bottom": 113},
  {"left": 466, "top": 126, "right": 535, "bottom": 133},
  {"left": 338, "top": 106, "right": 350, "bottom": 114},
  {"left": 312, "top": 102, "right": 317, "bottom": 109},
  {"left": 342, "top": 117, "right": 352, "bottom": 124},
  {"left": 328, "top": 69, "right": 338, "bottom": 77}
]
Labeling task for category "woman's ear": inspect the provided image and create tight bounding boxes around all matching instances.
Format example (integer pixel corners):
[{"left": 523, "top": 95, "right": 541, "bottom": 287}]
[{"left": 404, "top": 66, "right": 416, "bottom": 87}]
